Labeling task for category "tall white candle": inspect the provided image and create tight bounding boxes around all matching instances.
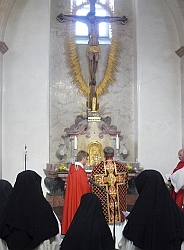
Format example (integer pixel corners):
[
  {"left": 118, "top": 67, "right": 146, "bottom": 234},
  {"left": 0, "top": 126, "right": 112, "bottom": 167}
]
[
  {"left": 116, "top": 134, "right": 119, "bottom": 149},
  {"left": 74, "top": 136, "right": 77, "bottom": 149}
]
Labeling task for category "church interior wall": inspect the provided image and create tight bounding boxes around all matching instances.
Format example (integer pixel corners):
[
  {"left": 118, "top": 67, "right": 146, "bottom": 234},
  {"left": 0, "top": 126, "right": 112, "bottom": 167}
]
[
  {"left": 0, "top": 53, "right": 3, "bottom": 178},
  {"left": 168, "top": 0, "right": 184, "bottom": 152},
  {"left": 0, "top": 0, "right": 17, "bottom": 40},
  {"left": 181, "top": 57, "right": 184, "bottom": 148},
  {"left": 176, "top": 0, "right": 184, "bottom": 24},
  {"left": 136, "top": 0, "right": 183, "bottom": 174},
  {"left": 164, "top": 0, "right": 184, "bottom": 46},
  {"left": 0, "top": 0, "right": 17, "bottom": 178},
  {"left": 0, "top": 0, "right": 184, "bottom": 188},
  {"left": 1, "top": 0, "right": 50, "bottom": 193}
]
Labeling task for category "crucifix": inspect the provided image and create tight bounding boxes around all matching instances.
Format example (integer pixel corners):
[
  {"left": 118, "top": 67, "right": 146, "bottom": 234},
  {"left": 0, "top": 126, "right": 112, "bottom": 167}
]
[{"left": 57, "top": 0, "right": 128, "bottom": 111}]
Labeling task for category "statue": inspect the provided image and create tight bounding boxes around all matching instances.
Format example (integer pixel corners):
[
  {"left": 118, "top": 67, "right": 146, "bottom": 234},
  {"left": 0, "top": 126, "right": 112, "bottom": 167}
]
[
  {"left": 57, "top": 11, "right": 127, "bottom": 83},
  {"left": 57, "top": 1, "right": 128, "bottom": 110},
  {"left": 87, "top": 78, "right": 98, "bottom": 111}
]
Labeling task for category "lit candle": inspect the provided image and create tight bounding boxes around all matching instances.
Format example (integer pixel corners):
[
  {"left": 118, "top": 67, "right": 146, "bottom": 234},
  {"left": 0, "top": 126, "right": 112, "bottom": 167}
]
[
  {"left": 74, "top": 136, "right": 77, "bottom": 150},
  {"left": 116, "top": 134, "right": 119, "bottom": 149}
]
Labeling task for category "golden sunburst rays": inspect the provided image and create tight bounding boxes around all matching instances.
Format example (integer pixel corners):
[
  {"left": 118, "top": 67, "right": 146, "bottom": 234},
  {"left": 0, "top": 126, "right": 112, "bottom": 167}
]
[
  {"left": 97, "top": 102, "right": 108, "bottom": 112},
  {"left": 97, "top": 102, "right": 112, "bottom": 116},
  {"left": 74, "top": 102, "right": 88, "bottom": 116},
  {"left": 75, "top": 101, "right": 111, "bottom": 117},
  {"left": 96, "top": 23, "right": 123, "bottom": 96},
  {"left": 75, "top": 110, "right": 88, "bottom": 116},
  {"left": 63, "top": 0, "right": 123, "bottom": 98},
  {"left": 64, "top": 24, "right": 89, "bottom": 97}
]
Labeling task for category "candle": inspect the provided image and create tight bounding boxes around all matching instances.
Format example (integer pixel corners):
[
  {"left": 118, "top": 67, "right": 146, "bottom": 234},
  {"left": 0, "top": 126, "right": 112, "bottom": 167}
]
[
  {"left": 24, "top": 145, "right": 27, "bottom": 171},
  {"left": 116, "top": 134, "right": 119, "bottom": 149},
  {"left": 74, "top": 136, "right": 77, "bottom": 149}
]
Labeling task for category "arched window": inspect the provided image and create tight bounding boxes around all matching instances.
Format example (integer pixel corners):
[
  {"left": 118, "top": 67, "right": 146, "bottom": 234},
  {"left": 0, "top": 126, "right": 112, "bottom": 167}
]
[{"left": 71, "top": 0, "right": 114, "bottom": 44}]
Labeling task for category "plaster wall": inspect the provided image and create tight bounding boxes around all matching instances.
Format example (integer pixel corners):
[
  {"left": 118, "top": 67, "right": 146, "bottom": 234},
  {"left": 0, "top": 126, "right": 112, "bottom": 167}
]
[
  {"left": 0, "top": 53, "right": 2, "bottom": 178},
  {"left": 2, "top": 0, "right": 50, "bottom": 192},
  {"left": 136, "top": 0, "right": 182, "bottom": 174}
]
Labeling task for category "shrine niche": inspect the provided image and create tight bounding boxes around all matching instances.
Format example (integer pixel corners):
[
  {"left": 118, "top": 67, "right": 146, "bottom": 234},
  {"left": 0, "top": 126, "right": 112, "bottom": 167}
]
[{"left": 87, "top": 140, "right": 103, "bottom": 166}]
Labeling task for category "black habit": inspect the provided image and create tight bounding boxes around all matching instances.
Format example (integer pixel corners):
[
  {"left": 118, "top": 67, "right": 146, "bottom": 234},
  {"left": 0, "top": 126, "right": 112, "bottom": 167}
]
[
  {"left": 123, "top": 169, "right": 184, "bottom": 250},
  {"left": 0, "top": 170, "right": 59, "bottom": 250},
  {"left": 60, "top": 192, "right": 115, "bottom": 250}
]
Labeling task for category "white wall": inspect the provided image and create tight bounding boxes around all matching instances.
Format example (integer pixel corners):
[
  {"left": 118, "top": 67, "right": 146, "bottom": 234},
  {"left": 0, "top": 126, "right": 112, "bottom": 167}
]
[
  {"left": 2, "top": 0, "right": 50, "bottom": 192},
  {"left": 0, "top": 52, "right": 3, "bottom": 178},
  {"left": 136, "top": 0, "right": 182, "bottom": 175}
]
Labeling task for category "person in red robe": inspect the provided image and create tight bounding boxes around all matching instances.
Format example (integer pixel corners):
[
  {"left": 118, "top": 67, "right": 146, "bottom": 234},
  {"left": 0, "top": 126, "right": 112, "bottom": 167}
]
[
  {"left": 171, "top": 148, "right": 184, "bottom": 210},
  {"left": 61, "top": 150, "right": 91, "bottom": 234}
]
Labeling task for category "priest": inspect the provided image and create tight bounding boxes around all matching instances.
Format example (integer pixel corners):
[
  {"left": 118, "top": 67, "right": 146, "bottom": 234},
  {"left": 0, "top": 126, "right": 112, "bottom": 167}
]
[
  {"left": 170, "top": 148, "right": 184, "bottom": 210},
  {"left": 90, "top": 146, "right": 128, "bottom": 248}
]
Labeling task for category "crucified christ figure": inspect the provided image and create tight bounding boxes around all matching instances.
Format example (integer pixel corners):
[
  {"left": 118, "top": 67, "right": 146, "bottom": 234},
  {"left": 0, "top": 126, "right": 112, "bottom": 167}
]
[
  {"left": 57, "top": 11, "right": 128, "bottom": 83},
  {"left": 57, "top": 1, "right": 128, "bottom": 111}
]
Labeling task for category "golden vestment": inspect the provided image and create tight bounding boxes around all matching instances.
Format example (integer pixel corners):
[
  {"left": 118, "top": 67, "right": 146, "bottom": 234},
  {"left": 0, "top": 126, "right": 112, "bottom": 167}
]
[{"left": 91, "top": 159, "right": 128, "bottom": 224}]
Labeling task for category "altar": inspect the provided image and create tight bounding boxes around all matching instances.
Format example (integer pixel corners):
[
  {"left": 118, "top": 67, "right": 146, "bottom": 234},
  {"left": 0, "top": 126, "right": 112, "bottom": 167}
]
[
  {"left": 44, "top": 108, "right": 140, "bottom": 219},
  {"left": 44, "top": 162, "right": 140, "bottom": 218}
]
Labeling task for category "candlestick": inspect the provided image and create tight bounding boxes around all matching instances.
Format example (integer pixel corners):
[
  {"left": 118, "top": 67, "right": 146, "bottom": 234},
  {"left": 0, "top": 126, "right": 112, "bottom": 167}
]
[
  {"left": 24, "top": 145, "right": 27, "bottom": 171},
  {"left": 74, "top": 149, "right": 77, "bottom": 162},
  {"left": 74, "top": 136, "right": 77, "bottom": 150},
  {"left": 116, "top": 134, "right": 119, "bottom": 149},
  {"left": 116, "top": 149, "right": 120, "bottom": 161}
]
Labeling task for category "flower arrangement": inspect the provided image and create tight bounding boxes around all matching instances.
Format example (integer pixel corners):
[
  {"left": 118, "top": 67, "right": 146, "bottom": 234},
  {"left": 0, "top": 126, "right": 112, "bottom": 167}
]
[
  {"left": 126, "top": 163, "right": 137, "bottom": 173},
  {"left": 55, "top": 163, "right": 68, "bottom": 173}
]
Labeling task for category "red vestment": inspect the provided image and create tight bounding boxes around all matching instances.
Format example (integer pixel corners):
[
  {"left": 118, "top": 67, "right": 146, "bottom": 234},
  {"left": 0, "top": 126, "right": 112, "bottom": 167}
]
[
  {"left": 91, "top": 159, "right": 128, "bottom": 223},
  {"left": 61, "top": 164, "right": 91, "bottom": 234},
  {"left": 171, "top": 161, "right": 184, "bottom": 210}
]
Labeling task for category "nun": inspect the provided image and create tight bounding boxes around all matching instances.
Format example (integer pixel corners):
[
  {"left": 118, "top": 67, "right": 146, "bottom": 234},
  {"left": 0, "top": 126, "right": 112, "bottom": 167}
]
[
  {"left": 0, "top": 170, "right": 61, "bottom": 250},
  {"left": 60, "top": 192, "right": 115, "bottom": 250},
  {"left": 0, "top": 179, "right": 13, "bottom": 250},
  {"left": 119, "top": 170, "right": 184, "bottom": 250}
]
